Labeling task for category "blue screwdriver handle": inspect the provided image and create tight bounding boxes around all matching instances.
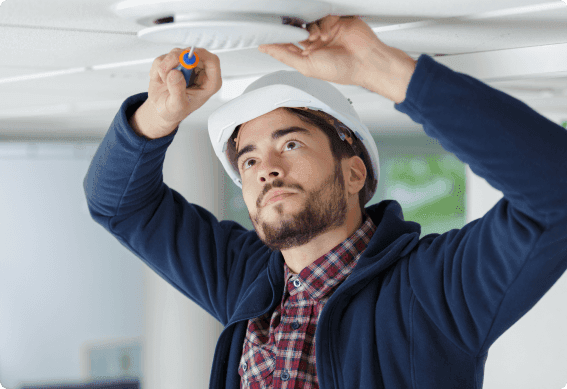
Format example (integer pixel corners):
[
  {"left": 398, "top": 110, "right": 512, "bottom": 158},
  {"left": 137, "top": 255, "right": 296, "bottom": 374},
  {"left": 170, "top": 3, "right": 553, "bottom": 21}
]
[{"left": 175, "top": 48, "right": 200, "bottom": 88}]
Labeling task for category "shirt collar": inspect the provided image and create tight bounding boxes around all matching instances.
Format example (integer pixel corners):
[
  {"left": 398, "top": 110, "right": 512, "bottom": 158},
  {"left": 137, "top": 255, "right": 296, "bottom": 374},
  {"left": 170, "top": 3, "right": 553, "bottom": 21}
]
[{"left": 283, "top": 211, "right": 377, "bottom": 300}]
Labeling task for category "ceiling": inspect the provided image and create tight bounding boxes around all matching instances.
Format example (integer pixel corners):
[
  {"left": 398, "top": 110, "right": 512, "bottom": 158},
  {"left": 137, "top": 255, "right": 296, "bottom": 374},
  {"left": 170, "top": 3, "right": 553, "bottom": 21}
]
[{"left": 0, "top": 0, "right": 566, "bottom": 142}]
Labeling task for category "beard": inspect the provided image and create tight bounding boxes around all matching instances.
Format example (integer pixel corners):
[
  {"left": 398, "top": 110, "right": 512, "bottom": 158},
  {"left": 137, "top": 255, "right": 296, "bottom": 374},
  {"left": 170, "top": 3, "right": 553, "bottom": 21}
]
[{"left": 249, "top": 159, "right": 349, "bottom": 252}]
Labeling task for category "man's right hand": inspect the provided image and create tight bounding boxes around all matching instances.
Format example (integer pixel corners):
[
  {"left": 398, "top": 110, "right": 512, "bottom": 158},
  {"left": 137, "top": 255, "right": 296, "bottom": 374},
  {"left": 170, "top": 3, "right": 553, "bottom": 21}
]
[{"left": 131, "top": 47, "right": 223, "bottom": 139}]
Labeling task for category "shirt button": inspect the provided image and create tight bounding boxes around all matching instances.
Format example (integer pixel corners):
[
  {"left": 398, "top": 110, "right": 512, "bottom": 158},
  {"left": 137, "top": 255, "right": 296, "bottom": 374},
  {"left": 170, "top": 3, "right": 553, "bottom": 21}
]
[
  {"left": 293, "top": 279, "right": 301, "bottom": 288},
  {"left": 242, "top": 363, "right": 247, "bottom": 372},
  {"left": 291, "top": 322, "right": 300, "bottom": 330},
  {"left": 281, "top": 370, "right": 290, "bottom": 381}
]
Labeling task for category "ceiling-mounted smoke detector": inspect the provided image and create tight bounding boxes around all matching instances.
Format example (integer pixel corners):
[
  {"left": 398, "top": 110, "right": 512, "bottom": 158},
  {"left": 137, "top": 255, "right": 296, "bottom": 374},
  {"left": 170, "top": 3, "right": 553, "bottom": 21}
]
[{"left": 110, "top": 0, "right": 334, "bottom": 50}]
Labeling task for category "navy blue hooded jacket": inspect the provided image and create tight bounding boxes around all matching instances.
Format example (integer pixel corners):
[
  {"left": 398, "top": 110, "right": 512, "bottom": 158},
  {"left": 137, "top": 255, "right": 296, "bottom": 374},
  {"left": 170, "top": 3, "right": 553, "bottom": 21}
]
[{"left": 83, "top": 54, "right": 567, "bottom": 388}]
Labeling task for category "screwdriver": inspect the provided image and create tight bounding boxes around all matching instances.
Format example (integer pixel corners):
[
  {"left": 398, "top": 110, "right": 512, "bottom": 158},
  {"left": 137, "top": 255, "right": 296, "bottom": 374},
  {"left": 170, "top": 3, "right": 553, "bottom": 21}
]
[{"left": 174, "top": 46, "right": 200, "bottom": 88}]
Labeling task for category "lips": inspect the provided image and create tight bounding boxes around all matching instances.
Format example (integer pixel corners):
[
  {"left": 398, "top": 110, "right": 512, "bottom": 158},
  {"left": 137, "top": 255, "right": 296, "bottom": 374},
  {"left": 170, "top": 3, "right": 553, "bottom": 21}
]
[{"left": 264, "top": 190, "right": 295, "bottom": 206}]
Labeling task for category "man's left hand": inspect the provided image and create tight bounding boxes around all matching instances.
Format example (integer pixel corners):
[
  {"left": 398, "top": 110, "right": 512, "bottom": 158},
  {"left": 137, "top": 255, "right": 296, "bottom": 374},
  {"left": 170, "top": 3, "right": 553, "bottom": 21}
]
[{"left": 258, "top": 15, "right": 417, "bottom": 103}]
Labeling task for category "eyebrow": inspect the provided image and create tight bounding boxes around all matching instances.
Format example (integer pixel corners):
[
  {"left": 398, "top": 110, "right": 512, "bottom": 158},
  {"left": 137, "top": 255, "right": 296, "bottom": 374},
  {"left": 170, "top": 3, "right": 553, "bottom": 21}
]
[{"left": 236, "top": 126, "right": 313, "bottom": 166}]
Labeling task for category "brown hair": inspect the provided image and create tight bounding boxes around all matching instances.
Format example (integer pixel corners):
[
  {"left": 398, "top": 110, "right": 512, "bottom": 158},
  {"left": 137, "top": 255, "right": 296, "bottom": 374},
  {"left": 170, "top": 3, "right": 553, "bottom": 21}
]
[{"left": 226, "top": 108, "right": 377, "bottom": 214}]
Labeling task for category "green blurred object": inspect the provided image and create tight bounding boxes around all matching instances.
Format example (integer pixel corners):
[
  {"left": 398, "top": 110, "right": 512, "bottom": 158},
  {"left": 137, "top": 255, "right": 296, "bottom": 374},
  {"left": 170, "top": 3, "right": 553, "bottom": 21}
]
[
  {"left": 561, "top": 121, "right": 567, "bottom": 129},
  {"left": 383, "top": 152, "right": 466, "bottom": 236}
]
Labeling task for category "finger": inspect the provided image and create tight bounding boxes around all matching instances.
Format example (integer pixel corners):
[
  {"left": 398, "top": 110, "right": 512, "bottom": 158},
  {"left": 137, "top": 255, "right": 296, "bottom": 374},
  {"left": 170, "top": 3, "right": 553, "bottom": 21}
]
[
  {"left": 297, "top": 23, "right": 321, "bottom": 51},
  {"left": 150, "top": 54, "right": 168, "bottom": 84},
  {"left": 304, "top": 15, "right": 347, "bottom": 54},
  {"left": 260, "top": 43, "right": 304, "bottom": 56},
  {"left": 160, "top": 47, "right": 185, "bottom": 84},
  {"left": 300, "top": 29, "right": 329, "bottom": 54},
  {"left": 307, "top": 21, "right": 321, "bottom": 42},
  {"left": 299, "top": 15, "right": 339, "bottom": 49},
  {"left": 257, "top": 43, "right": 310, "bottom": 71},
  {"left": 301, "top": 31, "right": 328, "bottom": 54},
  {"left": 319, "top": 15, "right": 341, "bottom": 41},
  {"left": 190, "top": 48, "right": 223, "bottom": 93},
  {"left": 165, "top": 68, "right": 187, "bottom": 113}
]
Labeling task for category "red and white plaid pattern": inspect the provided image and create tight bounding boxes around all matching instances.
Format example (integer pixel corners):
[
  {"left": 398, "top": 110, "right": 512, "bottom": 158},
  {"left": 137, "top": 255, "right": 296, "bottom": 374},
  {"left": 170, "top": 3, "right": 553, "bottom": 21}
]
[{"left": 239, "top": 212, "right": 377, "bottom": 388}]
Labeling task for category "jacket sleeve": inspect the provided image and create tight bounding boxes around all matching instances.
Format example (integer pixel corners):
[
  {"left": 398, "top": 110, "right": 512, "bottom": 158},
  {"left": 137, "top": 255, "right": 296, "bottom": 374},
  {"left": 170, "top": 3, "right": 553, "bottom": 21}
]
[
  {"left": 83, "top": 92, "right": 259, "bottom": 326},
  {"left": 396, "top": 54, "right": 567, "bottom": 356}
]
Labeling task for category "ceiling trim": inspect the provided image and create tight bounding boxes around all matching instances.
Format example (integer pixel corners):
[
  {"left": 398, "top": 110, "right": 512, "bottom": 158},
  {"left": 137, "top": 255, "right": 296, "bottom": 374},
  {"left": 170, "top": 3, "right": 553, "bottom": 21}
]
[
  {"left": 433, "top": 42, "right": 567, "bottom": 82},
  {"left": 363, "top": 1, "right": 566, "bottom": 34}
]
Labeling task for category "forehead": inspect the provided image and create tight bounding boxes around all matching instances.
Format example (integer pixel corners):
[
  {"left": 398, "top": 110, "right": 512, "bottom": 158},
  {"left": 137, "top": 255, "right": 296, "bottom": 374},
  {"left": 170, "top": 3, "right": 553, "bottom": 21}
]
[
  {"left": 238, "top": 109, "right": 322, "bottom": 146},
  {"left": 240, "top": 108, "right": 308, "bottom": 137},
  {"left": 235, "top": 108, "right": 325, "bottom": 164}
]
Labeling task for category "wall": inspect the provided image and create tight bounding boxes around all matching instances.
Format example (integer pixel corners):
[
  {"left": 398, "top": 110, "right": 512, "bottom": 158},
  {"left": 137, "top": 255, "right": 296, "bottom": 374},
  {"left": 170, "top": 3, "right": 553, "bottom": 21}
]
[{"left": 0, "top": 142, "right": 144, "bottom": 389}]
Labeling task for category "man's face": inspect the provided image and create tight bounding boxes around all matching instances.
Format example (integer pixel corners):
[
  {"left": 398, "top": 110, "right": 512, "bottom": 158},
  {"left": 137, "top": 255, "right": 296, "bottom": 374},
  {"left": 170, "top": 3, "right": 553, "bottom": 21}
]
[{"left": 236, "top": 108, "right": 349, "bottom": 252}]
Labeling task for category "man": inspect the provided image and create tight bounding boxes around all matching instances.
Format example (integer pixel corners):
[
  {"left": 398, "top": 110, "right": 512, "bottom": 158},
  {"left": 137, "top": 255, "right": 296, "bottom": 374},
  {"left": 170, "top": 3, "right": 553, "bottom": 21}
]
[{"left": 84, "top": 15, "right": 567, "bottom": 388}]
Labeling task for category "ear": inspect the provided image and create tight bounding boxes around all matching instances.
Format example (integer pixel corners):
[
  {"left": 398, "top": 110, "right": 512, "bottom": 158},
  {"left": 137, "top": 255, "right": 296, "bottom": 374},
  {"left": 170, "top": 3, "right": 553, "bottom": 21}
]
[{"left": 347, "top": 156, "right": 367, "bottom": 195}]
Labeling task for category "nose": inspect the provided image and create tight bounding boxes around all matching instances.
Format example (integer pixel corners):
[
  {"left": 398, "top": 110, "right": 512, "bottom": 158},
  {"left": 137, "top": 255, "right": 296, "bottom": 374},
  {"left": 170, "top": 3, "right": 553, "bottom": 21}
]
[{"left": 256, "top": 151, "right": 286, "bottom": 184}]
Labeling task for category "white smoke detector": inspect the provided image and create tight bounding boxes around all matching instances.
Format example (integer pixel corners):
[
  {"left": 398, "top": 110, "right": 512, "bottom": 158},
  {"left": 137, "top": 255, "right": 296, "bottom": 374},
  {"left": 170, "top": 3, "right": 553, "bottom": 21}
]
[{"left": 110, "top": 0, "right": 334, "bottom": 50}]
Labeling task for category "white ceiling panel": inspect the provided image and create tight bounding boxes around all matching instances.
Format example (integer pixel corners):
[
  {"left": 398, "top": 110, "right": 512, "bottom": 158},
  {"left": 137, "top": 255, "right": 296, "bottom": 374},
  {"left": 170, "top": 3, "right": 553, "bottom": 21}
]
[
  {"left": 371, "top": 4, "right": 567, "bottom": 54},
  {"left": 0, "top": 0, "right": 566, "bottom": 140},
  {"left": 1, "top": 0, "right": 561, "bottom": 27},
  {"left": 0, "top": 0, "right": 140, "bottom": 31},
  {"left": 329, "top": 0, "right": 563, "bottom": 17},
  {"left": 0, "top": 25, "right": 154, "bottom": 69}
]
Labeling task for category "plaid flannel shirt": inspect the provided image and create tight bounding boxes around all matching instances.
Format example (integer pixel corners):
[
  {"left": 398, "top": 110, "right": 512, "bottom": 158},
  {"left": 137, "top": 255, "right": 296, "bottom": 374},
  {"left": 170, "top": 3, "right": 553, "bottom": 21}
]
[{"left": 238, "top": 212, "right": 376, "bottom": 388}]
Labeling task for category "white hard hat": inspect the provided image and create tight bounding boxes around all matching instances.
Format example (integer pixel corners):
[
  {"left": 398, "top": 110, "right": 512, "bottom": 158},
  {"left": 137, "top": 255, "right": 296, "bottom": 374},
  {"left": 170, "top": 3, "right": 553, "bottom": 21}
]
[{"left": 208, "top": 70, "right": 380, "bottom": 206}]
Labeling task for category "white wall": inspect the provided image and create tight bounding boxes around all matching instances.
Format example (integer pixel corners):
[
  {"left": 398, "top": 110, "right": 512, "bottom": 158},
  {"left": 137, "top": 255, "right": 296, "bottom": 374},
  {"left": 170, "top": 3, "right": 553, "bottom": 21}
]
[
  {"left": 0, "top": 128, "right": 226, "bottom": 389},
  {"left": 0, "top": 142, "right": 144, "bottom": 389}
]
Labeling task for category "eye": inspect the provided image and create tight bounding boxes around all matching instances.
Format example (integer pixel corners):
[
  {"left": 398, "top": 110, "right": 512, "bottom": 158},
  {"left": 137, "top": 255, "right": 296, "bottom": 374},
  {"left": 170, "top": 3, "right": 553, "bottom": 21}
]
[{"left": 242, "top": 139, "right": 303, "bottom": 171}]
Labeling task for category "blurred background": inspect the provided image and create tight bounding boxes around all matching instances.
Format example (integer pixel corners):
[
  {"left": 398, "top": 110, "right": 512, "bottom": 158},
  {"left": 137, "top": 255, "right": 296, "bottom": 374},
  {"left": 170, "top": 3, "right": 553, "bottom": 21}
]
[{"left": 1, "top": 0, "right": 567, "bottom": 388}]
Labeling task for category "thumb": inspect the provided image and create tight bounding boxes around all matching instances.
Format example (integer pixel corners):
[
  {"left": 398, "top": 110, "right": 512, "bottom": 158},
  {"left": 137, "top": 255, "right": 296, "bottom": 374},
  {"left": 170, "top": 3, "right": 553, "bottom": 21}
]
[
  {"left": 166, "top": 69, "right": 188, "bottom": 107},
  {"left": 258, "top": 43, "right": 308, "bottom": 70}
]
